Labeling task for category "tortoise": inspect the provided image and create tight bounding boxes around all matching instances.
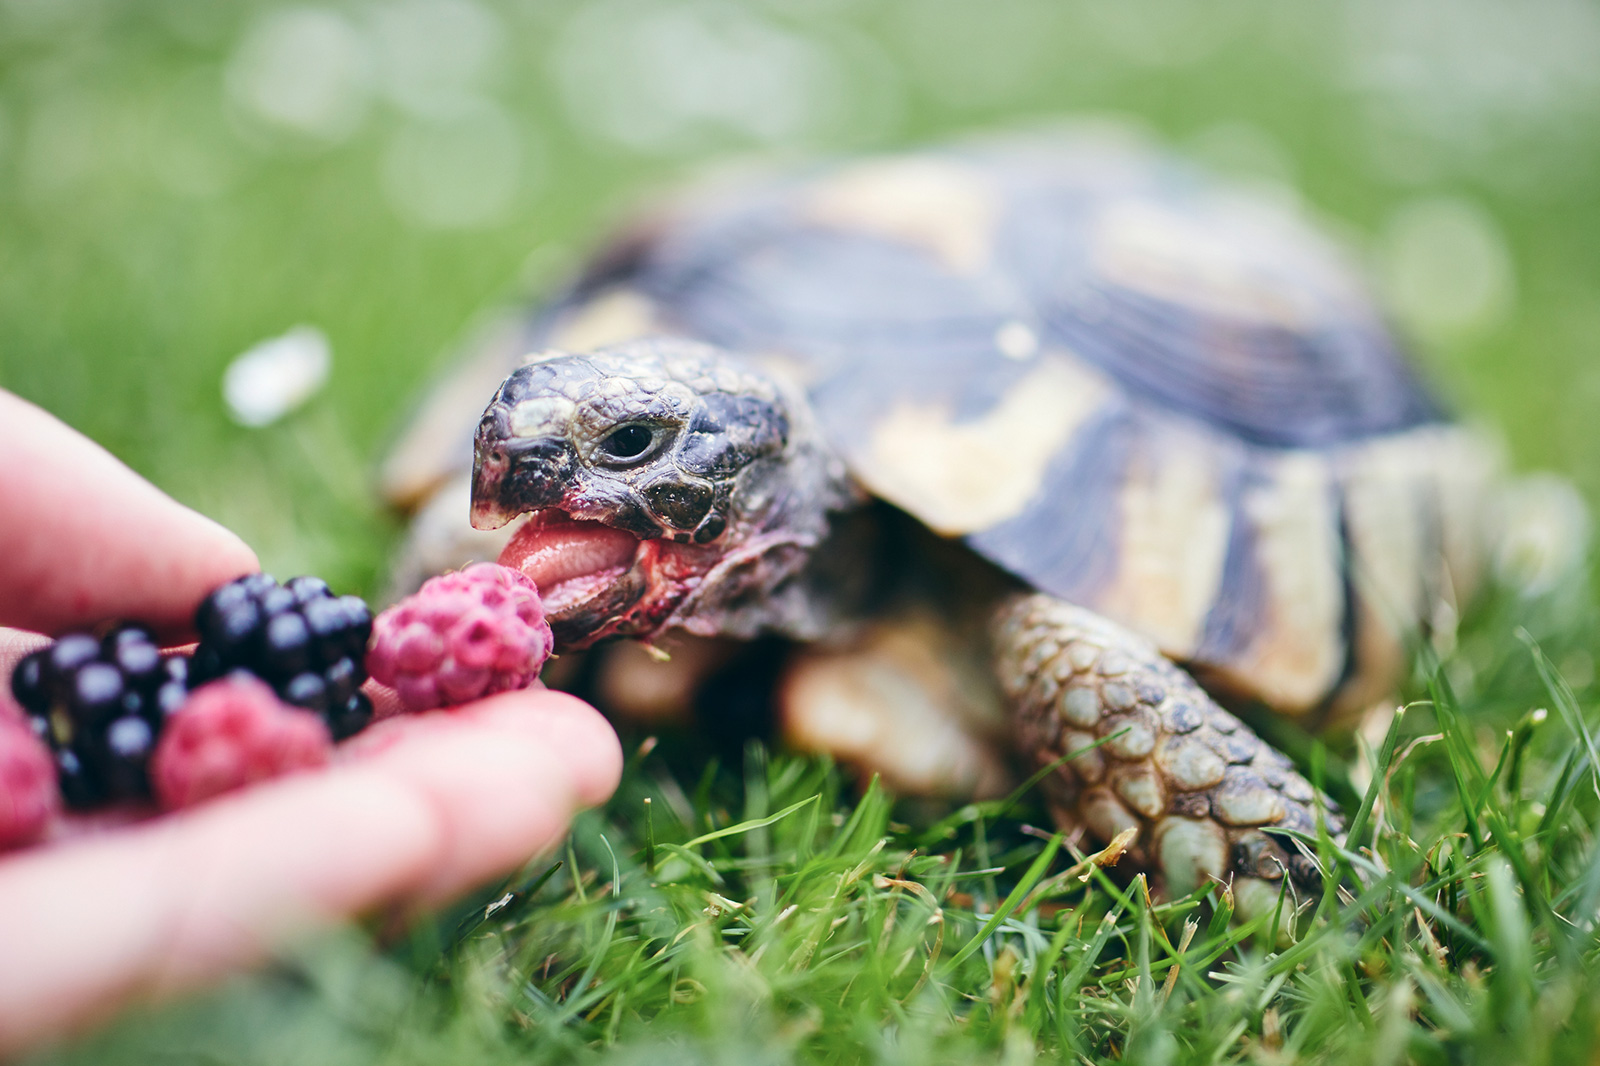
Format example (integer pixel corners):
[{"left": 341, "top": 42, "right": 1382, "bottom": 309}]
[{"left": 380, "top": 128, "right": 1506, "bottom": 907}]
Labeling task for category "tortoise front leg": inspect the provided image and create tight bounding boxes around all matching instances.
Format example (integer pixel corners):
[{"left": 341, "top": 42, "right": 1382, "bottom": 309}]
[{"left": 992, "top": 594, "right": 1340, "bottom": 911}]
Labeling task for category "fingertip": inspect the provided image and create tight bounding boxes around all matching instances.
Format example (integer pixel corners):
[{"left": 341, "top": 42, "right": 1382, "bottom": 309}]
[
  {"left": 345, "top": 705, "right": 592, "bottom": 906},
  {"left": 347, "top": 687, "right": 623, "bottom": 810},
  {"left": 191, "top": 519, "right": 261, "bottom": 593},
  {"left": 0, "top": 393, "right": 263, "bottom": 637},
  {"left": 457, "top": 689, "right": 624, "bottom": 808}
]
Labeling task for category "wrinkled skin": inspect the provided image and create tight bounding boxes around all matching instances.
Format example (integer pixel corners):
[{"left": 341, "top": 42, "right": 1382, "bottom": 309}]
[{"left": 472, "top": 338, "right": 855, "bottom": 649}]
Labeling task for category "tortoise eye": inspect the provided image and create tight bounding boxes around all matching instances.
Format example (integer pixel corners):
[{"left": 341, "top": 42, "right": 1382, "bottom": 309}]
[{"left": 599, "top": 424, "right": 656, "bottom": 461}]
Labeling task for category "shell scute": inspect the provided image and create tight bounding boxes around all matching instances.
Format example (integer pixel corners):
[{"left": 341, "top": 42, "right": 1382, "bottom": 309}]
[{"left": 393, "top": 131, "right": 1492, "bottom": 714}]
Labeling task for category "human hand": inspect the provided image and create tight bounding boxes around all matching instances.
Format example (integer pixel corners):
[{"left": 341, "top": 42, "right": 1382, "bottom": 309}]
[{"left": 0, "top": 390, "right": 622, "bottom": 1055}]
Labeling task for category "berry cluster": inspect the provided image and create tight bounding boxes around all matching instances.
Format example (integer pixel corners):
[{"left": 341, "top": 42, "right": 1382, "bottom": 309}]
[
  {"left": 192, "top": 574, "right": 375, "bottom": 741},
  {"left": 9, "top": 626, "right": 189, "bottom": 808},
  {"left": 5, "top": 565, "right": 553, "bottom": 829},
  {"left": 368, "top": 563, "right": 553, "bottom": 712}
]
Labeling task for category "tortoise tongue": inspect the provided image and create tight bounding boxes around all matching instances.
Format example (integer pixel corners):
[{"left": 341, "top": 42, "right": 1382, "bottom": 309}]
[{"left": 498, "top": 515, "right": 641, "bottom": 607}]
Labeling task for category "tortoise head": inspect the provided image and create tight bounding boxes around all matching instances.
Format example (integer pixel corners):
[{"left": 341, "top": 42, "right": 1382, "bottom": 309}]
[{"left": 470, "top": 338, "right": 853, "bottom": 649}]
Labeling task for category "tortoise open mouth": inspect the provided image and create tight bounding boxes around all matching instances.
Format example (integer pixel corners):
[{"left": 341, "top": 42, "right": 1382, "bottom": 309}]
[
  {"left": 497, "top": 508, "right": 729, "bottom": 649},
  {"left": 498, "top": 509, "right": 642, "bottom": 617}
]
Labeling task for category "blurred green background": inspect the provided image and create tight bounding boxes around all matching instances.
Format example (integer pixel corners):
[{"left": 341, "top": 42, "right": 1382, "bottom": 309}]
[{"left": 1, "top": 0, "right": 1597, "bottom": 598}]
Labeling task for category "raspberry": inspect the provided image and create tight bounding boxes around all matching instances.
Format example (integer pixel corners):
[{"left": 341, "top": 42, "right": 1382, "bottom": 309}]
[
  {"left": 367, "top": 563, "right": 553, "bottom": 713},
  {"left": 192, "top": 573, "right": 375, "bottom": 741},
  {"left": 0, "top": 718, "right": 57, "bottom": 850},
  {"left": 150, "top": 676, "right": 332, "bottom": 810},
  {"left": 9, "top": 625, "right": 189, "bottom": 809}
]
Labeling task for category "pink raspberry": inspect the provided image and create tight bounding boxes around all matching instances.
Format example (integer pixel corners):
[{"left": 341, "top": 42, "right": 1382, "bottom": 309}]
[
  {"left": 2, "top": 689, "right": 24, "bottom": 727},
  {"left": 151, "top": 675, "right": 332, "bottom": 810},
  {"left": 0, "top": 718, "right": 57, "bottom": 851},
  {"left": 367, "top": 562, "right": 553, "bottom": 713}
]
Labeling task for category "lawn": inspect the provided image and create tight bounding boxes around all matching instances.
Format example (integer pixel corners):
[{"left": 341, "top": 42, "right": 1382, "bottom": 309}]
[
  {"left": 4, "top": 1, "right": 1600, "bottom": 1063},
  {"left": 33, "top": 589, "right": 1600, "bottom": 1065}
]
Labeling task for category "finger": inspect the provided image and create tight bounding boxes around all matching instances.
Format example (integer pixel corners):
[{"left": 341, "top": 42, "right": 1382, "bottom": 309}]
[
  {"left": 0, "top": 768, "right": 437, "bottom": 1055},
  {"left": 365, "top": 678, "right": 406, "bottom": 720},
  {"left": 0, "top": 390, "right": 259, "bottom": 639},
  {"left": 0, "top": 689, "right": 621, "bottom": 1055},
  {"left": 342, "top": 691, "right": 622, "bottom": 905}
]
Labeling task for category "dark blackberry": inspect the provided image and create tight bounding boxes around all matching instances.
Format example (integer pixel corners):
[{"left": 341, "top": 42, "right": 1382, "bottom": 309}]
[
  {"left": 154, "top": 681, "right": 191, "bottom": 720},
  {"left": 196, "top": 586, "right": 263, "bottom": 659},
  {"left": 160, "top": 655, "right": 189, "bottom": 687},
  {"left": 105, "top": 626, "right": 162, "bottom": 692},
  {"left": 55, "top": 749, "right": 101, "bottom": 809},
  {"left": 283, "top": 671, "right": 329, "bottom": 713},
  {"left": 325, "top": 691, "right": 374, "bottom": 742},
  {"left": 10, "top": 626, "right": 187, "bottom": 809},
  {"left": 190, "top": 574, "right": 375, "bottom": 741},
  {"left": 42, "top": 635, "right": 101, "bottom": 701},
  {"left": 262, "top": 612, "right": 314, "bottom": 677},
  {"left": 95, "top": 716, "right": 156, "bottom": 800},
  {"left": 323, "top": 656, "right": 360, "bottom": 705},
  {"left": 9, "top": 650, "right": 46, "bottom": 714},
  {"left": 258, "top": 585, "right": 297, "bottom": 619},
  {"left": 188, "top": 644, "right": 226, "bottom": 687},
  {"left": 152, "top": 655, "right": 192, "bottom": 721},
  {"left": 303, "top": 595, "right": 371, "bottom": 665},
  {"left": 286, "top": 575, "right": 330, "bottom": 603},
  {"left": 70, "top": 663, "right": 126, "bottom": 725}
]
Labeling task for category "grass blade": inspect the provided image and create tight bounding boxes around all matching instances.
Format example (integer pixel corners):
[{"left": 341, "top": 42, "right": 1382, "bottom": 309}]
[{"left": 945, "top": 832, "right": 1062, "bottom": 968}]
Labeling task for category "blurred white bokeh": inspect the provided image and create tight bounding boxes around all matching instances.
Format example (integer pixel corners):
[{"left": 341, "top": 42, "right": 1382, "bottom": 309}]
[
  {"left": 1380, "top": 196, "right": 1516, "bottom": 343},
  {"left": 1493, "top": 473, "right": 1592, "bottom": 598},
  {"left": 380, "top": 102, "right": 534, "bottom": 230},
  {"left": 225, "top": 6, "right": 374, "bottom": 143},
  {"left": 372, "top": 0, "right": 505, "bottom": 120},
  {"left": 223, "top": 325, "right": 332, "bottom": 427},
  {"left": 552, "top": 0, "right": 847, "bottom": 153},
  {"left": 1343, "top": 0, "right": 1600, "bottom": 183}
]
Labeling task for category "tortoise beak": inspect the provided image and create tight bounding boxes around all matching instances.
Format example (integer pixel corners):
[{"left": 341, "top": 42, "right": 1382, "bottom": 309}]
[
  {"left": 470, "top": 421, "right": 660, "bottom": 648},
  {"left": 470, "top": 430, "right": 578, "bottom": 532},
  {"left": 471, "top": 423, "right": 649, "bottom": 647}
]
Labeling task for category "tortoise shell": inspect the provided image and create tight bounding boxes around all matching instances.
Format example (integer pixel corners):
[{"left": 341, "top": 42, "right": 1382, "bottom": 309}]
[{"left": 384, "top": 129, "right": 1498, "bottom": 719}]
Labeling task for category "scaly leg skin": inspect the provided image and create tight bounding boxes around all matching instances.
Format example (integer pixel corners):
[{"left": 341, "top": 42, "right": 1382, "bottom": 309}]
[{"left": 992, "top": 594, "right": 1342, "bottom": 917}]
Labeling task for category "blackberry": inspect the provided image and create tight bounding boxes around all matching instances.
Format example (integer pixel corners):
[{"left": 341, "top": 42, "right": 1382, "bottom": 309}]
[
  {"left": 9, "top": 652, "right": 45, "bottom": 716},
  {"left": 325, "top": 690, "right": 374, "bottom": 742},
  {"left": 9, "top": 624, "right": 186, "bottom": 809},
  {"left": 191, "top": 574, "right": 375, "bottom": 741}
]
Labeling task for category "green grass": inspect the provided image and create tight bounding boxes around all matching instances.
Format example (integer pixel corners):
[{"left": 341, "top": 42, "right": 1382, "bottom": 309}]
[
  {"left": 26, "top": 585, "right": 1600, "bottom": 1065},
  {"left": 6, "top": 2, "right": 1600, "bottom": 1062}
]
